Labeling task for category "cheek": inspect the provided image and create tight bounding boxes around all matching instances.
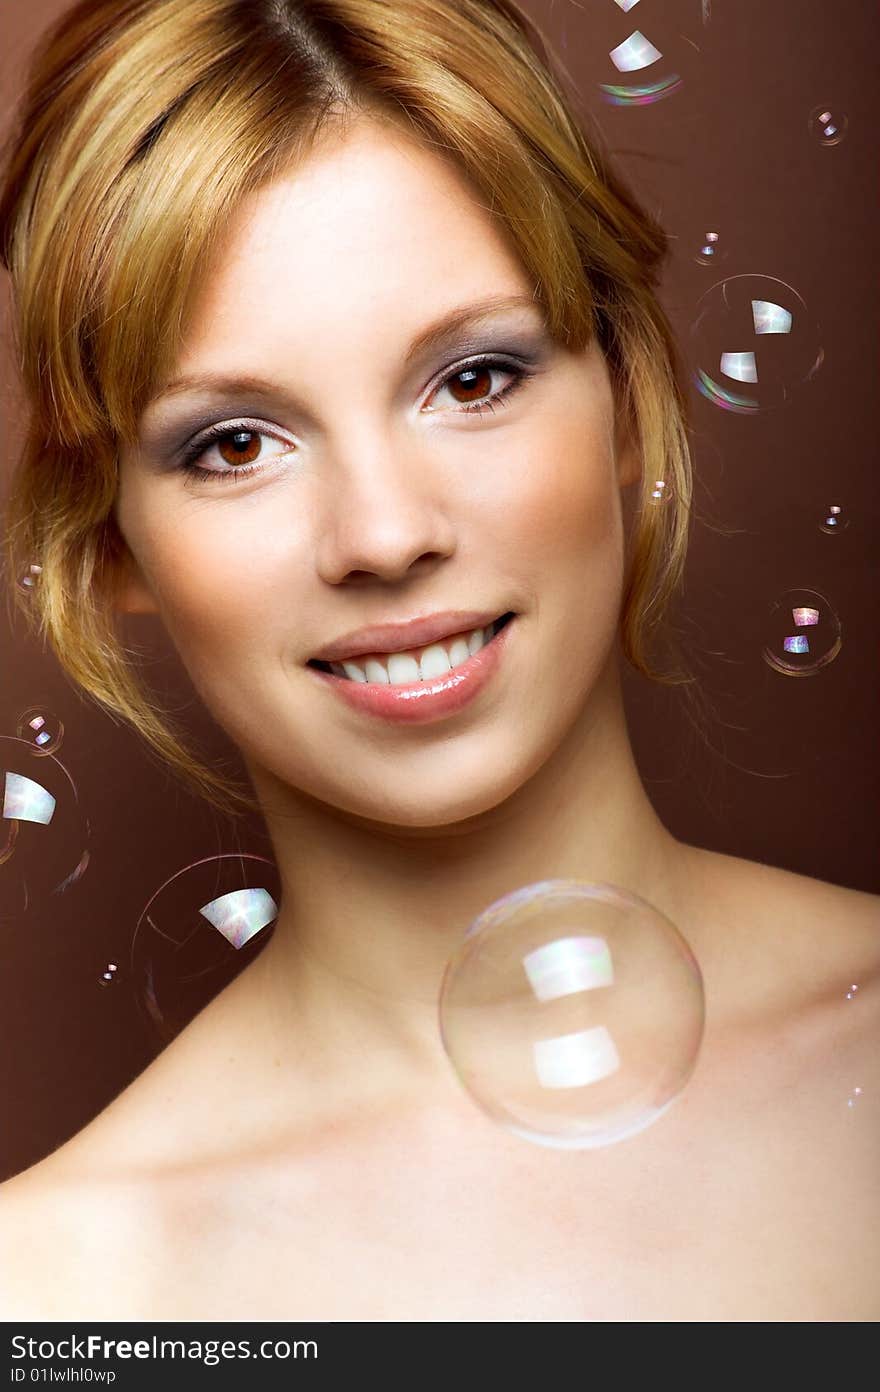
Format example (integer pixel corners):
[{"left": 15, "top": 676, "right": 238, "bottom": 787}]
[
  {"left": 487, "top": 414, "right": 621, "bottom": 578},
  {"left": 142, "top": 505, "right": 302, "bottom": 664}
]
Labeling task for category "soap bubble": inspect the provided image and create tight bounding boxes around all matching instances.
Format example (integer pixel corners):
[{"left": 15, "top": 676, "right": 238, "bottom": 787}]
[
  {"left": 691, "top": 274, "right": 824, "bottom": 412},
  {"left": 819, "top": 504, "right": 849, "bottom": 536},
  {"left": 648, "top": 477, "right": 672, "bottom": 505},
  {"left": 131, "top": 853, "right": 280, "bottom": 1039},
  {"left": 694, "top": 229, "right": 727, "bottom": 267},
  {"left": 16, "top": 563, "right": 42, "bottom": 595},
  {"left": 439, "top": 880, "right": 704, "bottom": 1150},
  {"left": 554, "top": 2, "right": 710, "bottom": 109},
  {"left": 16, "top": 706, "right": 65, "bottom": 757},
  {"left": 0, "top": 735, "right": 91, "bottom": 927},
  {"left": 809, "top": 106, "right": 848, "bottom": 148},
  {"left": 761, "top": 586, "right": 842, "bottom": 676}
]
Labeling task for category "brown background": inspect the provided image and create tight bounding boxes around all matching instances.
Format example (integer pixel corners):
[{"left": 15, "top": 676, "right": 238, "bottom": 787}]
[{"left": 1, "top": 0, "right": 877, "bottom": 1181}]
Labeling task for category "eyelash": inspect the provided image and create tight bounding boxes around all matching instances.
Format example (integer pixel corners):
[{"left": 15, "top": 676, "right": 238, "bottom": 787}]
[{"left": 175, "top": 357, "right": 534, "bottom": 485}]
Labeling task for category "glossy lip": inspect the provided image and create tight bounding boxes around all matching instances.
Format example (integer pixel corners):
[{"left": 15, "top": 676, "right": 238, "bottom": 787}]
[
  {"left": 307, "top": 614, "right": 516, "bottom": 725},
  {"left": 308, "top": 609, "right": 503, "bottom": 663}
]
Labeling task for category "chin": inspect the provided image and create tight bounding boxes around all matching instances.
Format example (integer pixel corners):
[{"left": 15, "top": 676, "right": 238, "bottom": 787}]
[{"left": 326, "top": 753, "right": 533, "bottom": 833}]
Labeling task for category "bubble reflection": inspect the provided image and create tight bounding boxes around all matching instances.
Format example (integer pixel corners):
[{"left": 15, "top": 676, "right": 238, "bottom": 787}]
[
  {"left": 99, "top": 961, "right": 119, "bottom": 987},
  {"left": 694, "top": 229, "right": 726, "bottom": 267},
  {"left": 809, "top": 106, "right": 848, "bottom": 148},
  {"left": 16, "top": 707, "right": 64, "bottom": 757},
  {"left": 820, "top": 505, "right": 849, "bottom": 536},
  {"left": 761, "top": 588, "right": 842, "bottom": 676},
  {"left": 131, "top": 853, "right": 281, "bottom": 1039},
  {"left": 691, "top": 275, "right": 823, "bottom": 412},
  {"left": 16, "top": 564, "right": 42, "bottom": 595},
  {"left": 590, "top": 3, "right": 709, "bottom": 107},
  {"left": 0, "top": 736, "right": 91, "bottom": 924},
  {"left": 439, "top": 880, "right": 704, "bottom": 1150}
]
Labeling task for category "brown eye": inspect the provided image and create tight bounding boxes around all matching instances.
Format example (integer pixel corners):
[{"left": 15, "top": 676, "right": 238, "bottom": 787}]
[
  {"left": 424, "top": 358, "right": 527, "bottom": 416},
  {"left": 217, "top": 430, "right": 263, "bottom": 467},
  {"left": 446, "top": 366, "right": 494, "bottom": 404}
]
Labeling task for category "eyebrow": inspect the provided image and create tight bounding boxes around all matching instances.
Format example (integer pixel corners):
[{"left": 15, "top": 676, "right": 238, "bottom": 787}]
[{"left": 144, "top": 292, "right": 546, "bottom": 411}]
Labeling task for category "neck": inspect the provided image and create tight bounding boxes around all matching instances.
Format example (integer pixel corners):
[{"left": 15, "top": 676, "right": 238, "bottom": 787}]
[{"left": 237, "top": 652, "right": 694, "bottom": 1118}]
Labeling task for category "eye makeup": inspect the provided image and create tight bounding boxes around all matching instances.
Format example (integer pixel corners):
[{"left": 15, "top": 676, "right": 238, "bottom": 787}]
[
  {"left": 175, "top": 353, "right": 540, "bottom": 485},
  {"left": 138, "top": 320, "right": 554, "bottom": 476}
]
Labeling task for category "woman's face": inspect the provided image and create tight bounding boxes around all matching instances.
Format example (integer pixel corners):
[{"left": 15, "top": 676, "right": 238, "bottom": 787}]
[{"left": 115, "top": 115, "right": 640, "bottom": 828}]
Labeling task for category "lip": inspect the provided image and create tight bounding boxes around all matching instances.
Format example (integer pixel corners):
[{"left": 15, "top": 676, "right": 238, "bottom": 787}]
[
  {"left": 307, "top": 614, "right": 517, "bottom": 725},
  {"left": 308, "top": 609, "right": 504, "bottom": 663}
]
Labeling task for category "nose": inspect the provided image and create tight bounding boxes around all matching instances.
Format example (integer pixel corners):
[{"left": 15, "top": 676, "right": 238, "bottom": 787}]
[{"left": 313, "top": 427, "right": 457, "bottom": 585}]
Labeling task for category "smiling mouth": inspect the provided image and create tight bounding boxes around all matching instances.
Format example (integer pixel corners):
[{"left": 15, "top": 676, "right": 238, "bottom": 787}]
[{"left": 307, "top": 611, "right": 516, "bottom": 679}]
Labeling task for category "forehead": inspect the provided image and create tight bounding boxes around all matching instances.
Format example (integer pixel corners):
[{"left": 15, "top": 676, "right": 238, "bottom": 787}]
[{"left": 179, "top": 117, "right": 532, "bottom": 353}]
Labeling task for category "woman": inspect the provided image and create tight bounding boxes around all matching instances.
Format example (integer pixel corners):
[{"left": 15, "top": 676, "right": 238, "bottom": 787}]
[{"left": 1, "top": 0, "right": 876, "bottom": 1321}]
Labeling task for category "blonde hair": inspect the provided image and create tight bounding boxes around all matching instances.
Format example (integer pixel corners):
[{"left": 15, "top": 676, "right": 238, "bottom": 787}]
[{"left": 1, "top": 0, "right": 698, "bottom": 818}]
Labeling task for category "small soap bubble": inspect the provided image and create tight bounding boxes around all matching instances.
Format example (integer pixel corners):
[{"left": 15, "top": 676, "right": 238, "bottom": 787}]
[
  {"left": 691, "top": 274, "right": 823, "bottom": 412},
  {"left": 15, "top": 706, "right": 65, "bottom": 757},
  {"left": 845, "top": 983, "right": 859, "bottom": 1000},
  {"left": 809, "top": 105, "right": 848, "bottom": 148},
  {"left": 132, "top": 853, "right": 281, "bottom": 1039},
  {"left": 846, "top": 1087, "right": 863, "bottom": 1109},
  {"left": 439, "top": 879, "right": 705, "bottom": 1150},
  {"left": 98, "top": 961, "right": 119, "bottom": 987},
  {"left": 16, "top": 564, "right": 43, "bottom": 595},
  {"left": 648, "top": 478, "right": 671, "bottom": 505},
  {"left": 694, "top": 229, "right": 727, "bottom": 267},
  {"left": 819, "top": 504, "right": 849, "bottom": 536},
  {"left": 761, "top": 587, "right": 842, "bottom": 676}
]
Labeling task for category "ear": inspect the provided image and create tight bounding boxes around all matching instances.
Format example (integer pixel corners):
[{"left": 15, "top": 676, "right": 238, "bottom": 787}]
[{"left": 112, "top": 545, "right": 161, "bottom": 615}]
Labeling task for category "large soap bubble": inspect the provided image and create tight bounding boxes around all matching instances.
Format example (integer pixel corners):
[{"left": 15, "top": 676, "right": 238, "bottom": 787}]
[{"left": 439, "top": 880, "right": 705, "bottom": 1150}]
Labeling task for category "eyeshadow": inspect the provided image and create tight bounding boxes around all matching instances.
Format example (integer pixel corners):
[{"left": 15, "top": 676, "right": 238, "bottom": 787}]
[{"left": 137, "top": 315, "right": 554, "bottom": 466}]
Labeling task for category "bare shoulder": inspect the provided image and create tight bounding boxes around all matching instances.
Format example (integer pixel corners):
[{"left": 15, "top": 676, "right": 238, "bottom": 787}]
[
  {"left": 686, "top": 842, "right": 880, "bottom": 965},
  {"left": 0, "top": 1148, "right": 158, "bottom": 1319},
  {"left": 0, "top": 994, "right": 244, "bottom": 1318},
  {"left": 682, "top": 841, "right": 880, "bottom": 1057}
]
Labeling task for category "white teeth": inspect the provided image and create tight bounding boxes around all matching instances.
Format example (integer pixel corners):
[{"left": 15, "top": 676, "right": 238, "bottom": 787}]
[
  {"left": 332, "top": 622, "right": 496, "bottom": 685},
  {"left": 387, "top": 653, "right": 421, "bottom": 684},
  {"left": 418, "top": 643, "right": 452, "bottom": 680},
  {"left": 340, "top": 661, "right": 367, "bottom": 682},
  {"left": 364, "top": 658, "right": 389, "bottom": 684}
]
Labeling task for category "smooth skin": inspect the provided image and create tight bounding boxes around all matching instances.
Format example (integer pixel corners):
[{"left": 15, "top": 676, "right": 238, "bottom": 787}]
[{"left": 2, "top": 113, "right": 877, "bottom": 1321}]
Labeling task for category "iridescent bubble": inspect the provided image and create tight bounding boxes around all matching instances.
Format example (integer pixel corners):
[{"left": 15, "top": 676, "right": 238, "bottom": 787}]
[
  {"left": 648, "top": 478, "right": 672, "bottom": 505},
  {"left": 846, "top": 1087, "right": 863, "bottom": 1109},
  {"left": 761, "top": 587, "right": 842, "bottom": 676},
  {"left": 0, "top": 736, "right": 91, "bottom": 925},
  {"left": 16, "top": 563, "right": 42, "bottom": 595},
  {"left": 15, "top": 706, "right": 65, "bottom": 757},
  {"left": 556, "top": 2, "right": 709, "bottom": 108},
  {"left": 809, "top": 105, "right": 848, "bottom": 148},
  {"left": 694, "top": 229, "right": 727, "bottom": 267},
  {"left": 98, "top": 961, "right": 119, "bottom": 987},
  {"left": 131, "top": 853, "right": 281, "bottom": 1039},
  {"left": 819, "top": 504, "right": 849, "bottom": 536},
  {"left": 691, "top": 275, "right": 824, "bottom": 412},
  {"left": 604, "top": 27, "right": 681, "bottom": 105},
  {"left": 438, "top": 880, "right": 705, "bottom": 1150},
  {"left": 845, "top": 983, "right": 859, "bottom": 1000}
]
